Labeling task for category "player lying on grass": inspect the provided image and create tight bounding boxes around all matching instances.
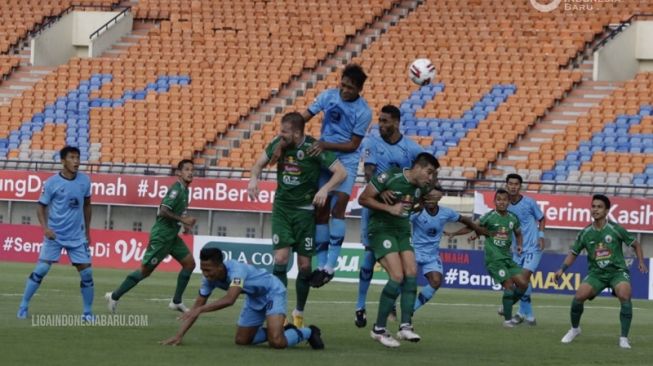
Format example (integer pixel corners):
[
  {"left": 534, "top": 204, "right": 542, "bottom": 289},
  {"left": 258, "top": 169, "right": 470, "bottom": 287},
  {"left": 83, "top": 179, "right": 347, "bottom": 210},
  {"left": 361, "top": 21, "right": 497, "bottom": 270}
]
[{"left": 160, "top": 245, "right": 324, "bottom": 350}]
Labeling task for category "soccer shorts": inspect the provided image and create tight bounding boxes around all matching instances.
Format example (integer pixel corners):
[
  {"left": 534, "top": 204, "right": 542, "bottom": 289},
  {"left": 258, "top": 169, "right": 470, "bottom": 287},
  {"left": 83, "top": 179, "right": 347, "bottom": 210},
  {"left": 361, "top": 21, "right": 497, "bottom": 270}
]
[
  {"left": 271, "top": 204, "right": 315, "bottom": 257},
  {"left": 486, "top": 258, "right": 523, "bottom": 284},
  {"left": 237, "top": 289, "right": 288, "bottom": 327},
  {"left": 583, "top": 270, "right": 631, "bottom": 295},
  {"left": 142, "top": 235, "right": 190, "bottom": 268},
  {"left": 418, "top": 256, "right": 443, "bottom": 276},
  {"left": 368, "top": 229, "right": 412, "bottom": 260},
  {"left": 39, "top": 238, "right": 91, "bottom": 264},
  {"left": 318, "top": 162, "right": 356, "bottom": 195},
  {"left": 513, "top": 250, "right": 542, "bottom": 273}
]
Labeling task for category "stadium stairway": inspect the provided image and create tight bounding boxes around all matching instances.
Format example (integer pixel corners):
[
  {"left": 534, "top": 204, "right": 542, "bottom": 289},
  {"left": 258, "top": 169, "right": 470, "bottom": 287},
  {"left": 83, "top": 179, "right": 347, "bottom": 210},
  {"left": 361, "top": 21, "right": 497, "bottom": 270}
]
[
  {"left": 490, "top": 58, "right": 624, "bottom": 182},
  {"left": 98, "top": 20, "right": 158, "bottom": 59},
  {"left": 0, "top": 43, "right": 54, "bottom": 106},
  {"left": 202, "top": 0, "right": 424, "bottom": 166}
]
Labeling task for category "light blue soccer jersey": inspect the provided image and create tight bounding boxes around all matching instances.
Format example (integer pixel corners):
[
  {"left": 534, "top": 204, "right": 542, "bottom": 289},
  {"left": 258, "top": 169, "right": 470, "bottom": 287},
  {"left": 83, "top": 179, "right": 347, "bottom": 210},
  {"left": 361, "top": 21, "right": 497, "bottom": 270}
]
[
  {"left": 308, "top": 88, "right": 372, "bottom": 168},
  {"left": 38, "top": 172, "right": 91, "bottom": 243},
  {"left": 410, "top": 206, "right": 460, "bottom": 263},
  {"left": 508, "top": 195, "right": 544, "bottom": 252},
  {"left": 363, "top": 132, "right": 424, "bottom": 174},
  {"left": 199, "top": 260, "right": 286, "bottom": 310}
]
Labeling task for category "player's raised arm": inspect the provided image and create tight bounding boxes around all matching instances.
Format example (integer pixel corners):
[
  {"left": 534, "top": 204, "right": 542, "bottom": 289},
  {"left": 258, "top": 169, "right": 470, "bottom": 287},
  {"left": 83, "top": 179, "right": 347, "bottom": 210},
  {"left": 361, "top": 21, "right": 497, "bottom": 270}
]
[
  {"left": 248, "top": 150, "right": 271, "bottom": 200},
  {"left": 458, "top": 215, "right": 489, "bottom": 237}
]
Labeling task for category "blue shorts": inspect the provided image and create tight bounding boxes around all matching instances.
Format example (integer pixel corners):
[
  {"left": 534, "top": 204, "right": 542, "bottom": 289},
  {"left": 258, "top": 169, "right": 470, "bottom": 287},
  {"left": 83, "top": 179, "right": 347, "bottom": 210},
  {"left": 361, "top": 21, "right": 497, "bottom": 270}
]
[
  {"left": 319, "top": 162, "right": 357, "bottom": 195},
  {"left": 360, "top": 207, "right": 370, "bottom": 246},
  {"left": 418, "top": 256, "right": 443, "bottom": 276},
  {"left": 39, "top": 238, "right": 91, "bottom": 264},
  {"left": 237, "top": 290, "right": 287, "bottom": 327},
  {"left": 513, "top": 251, "right": 542, "bottom": 273}
]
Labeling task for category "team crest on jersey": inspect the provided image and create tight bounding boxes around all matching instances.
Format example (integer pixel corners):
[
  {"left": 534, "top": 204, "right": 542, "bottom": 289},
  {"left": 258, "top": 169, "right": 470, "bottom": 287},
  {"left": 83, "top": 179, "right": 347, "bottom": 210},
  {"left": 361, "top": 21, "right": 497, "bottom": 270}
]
[
  {"left": 508, "top": 222, "right": 514, "bottom": 229},
  {"left": 169, "top": 190, "right": 178, "bottom": 199},
  {"left": 378, "top": 173, "right": 389, "bottom": 183},
  {"left": 297, "top": 150, "right": 305, "bottom": 160},
  {"left": 604, "top": 235, "right": 612, "bottom": 243}
]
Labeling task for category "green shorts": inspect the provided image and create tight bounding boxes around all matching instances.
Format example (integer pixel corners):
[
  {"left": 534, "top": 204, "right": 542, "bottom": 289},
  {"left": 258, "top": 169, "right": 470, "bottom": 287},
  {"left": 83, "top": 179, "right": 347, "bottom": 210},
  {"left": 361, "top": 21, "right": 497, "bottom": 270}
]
[
  {"left": 486, "top": 258, "right": 523, "bottom": 284},
  {"left": 368, "top": 229, "right": 412, "bottom": 260},
  {"left": 142, "top": 235, "right": 190, "bottom": 268},
  {"left": 583, "top": 270, "right": 631, "bottom": 294},
  {"left": 271, "top": 204, "right": 315, "bottom": 257}
]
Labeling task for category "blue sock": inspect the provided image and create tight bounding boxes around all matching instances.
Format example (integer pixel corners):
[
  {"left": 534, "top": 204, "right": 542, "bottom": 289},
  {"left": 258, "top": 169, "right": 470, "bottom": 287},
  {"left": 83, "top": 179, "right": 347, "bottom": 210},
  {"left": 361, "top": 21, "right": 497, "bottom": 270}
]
[
  {"left": 356, "top": 250, "right": 375, "bottom": 310},
  {"left": 414, "top": 285, "right": 437, "bottom": 312},
  {"left": 20, "top": 262, "right": 51, "bottom": 308},
  {"left": 252, "top": 327, "right": 267, "bottom": 345},
  {"left": 79, "top": 267, "right": 94, "bottom": 315},
  {"left": 315, "top": 224, "right": 329, "bottom": 269},
  {"left": 325, "top": 218, "right": 345, "bottom": 273},
  {"left": 519, "top": 283, "right": 533, "bottom": 319},
  {"left": 284, "top": 326, "right": 311, "bottom": 347}
]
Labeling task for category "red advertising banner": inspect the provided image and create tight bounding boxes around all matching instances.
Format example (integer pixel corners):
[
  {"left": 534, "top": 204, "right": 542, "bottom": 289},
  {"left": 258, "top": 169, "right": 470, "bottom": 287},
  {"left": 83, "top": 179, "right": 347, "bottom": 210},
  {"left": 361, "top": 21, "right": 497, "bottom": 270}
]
[
  {"left": 0, "top": 170, "right": 361, "bottom": 212},
  {"left": 0, "top": 224, "right": 190, "bottom": 272},
  {"left": 474, "top": 191, "right": 653, "bottom": 233}
]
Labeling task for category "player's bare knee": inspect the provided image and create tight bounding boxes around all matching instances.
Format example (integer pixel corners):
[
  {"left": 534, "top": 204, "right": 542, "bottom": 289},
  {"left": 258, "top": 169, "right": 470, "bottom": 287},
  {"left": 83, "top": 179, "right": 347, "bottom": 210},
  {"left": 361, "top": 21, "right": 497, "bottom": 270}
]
[
  {"left": 430, "top": 278, "right": 441, "bottom": 289},
  {"left": 234, "top": 335, "right": 252, "bottom": 346},
  {"left": 183, "top": 259, "right": 196, "bottom": 271}
]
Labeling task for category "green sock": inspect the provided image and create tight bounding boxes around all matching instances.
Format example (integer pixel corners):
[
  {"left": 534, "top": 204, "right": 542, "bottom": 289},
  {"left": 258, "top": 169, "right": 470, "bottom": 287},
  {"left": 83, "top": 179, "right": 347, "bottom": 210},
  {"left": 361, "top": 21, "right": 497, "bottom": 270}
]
[
  {"left": 400, "top": 276, "right": 417, "bottom": 324},
  {"left": 112, "top": 270, "right": 145, "bottom": 300},
  {"left": 502, "top": 289, "right": 514, "bottom": 320},
  {"left": 295, "top": 270, "right": 311, "bottom": 312},
  {"left": 273, "top": 264, "right": 287, "bottom": 287},
  {"left": 376, "top": 279, "right": 401, "bottom": 328},
  {"left": 620, "top": 300, "right": 632, "bottom": 337},
  {"left": 571, "top": 298, "right": 584, "bottom": 328},
  {"left": 172, "top": 268, "right": 193, "bottom": 304},
  {"left": 512, "top": 287, "right": 525, "bottom": 304}
]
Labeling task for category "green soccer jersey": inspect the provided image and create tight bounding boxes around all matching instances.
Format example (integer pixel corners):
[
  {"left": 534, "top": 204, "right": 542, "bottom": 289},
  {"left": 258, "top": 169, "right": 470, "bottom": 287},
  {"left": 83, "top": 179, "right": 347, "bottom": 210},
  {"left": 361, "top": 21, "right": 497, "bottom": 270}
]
[
  {"left": 368, "top": 167, "right": 423, "bottom": 232},
  {"left": 265, "top": 135, "right": 338, "bottom": 208},
  {"left": 150, "top": 181, "right": 189, "bottom": 240},
  {"left": 479, "top": 210, "right": 521, "bottom": 262},
  {"left": 571, "top": 220, "right": 635, "bottom": 273}
]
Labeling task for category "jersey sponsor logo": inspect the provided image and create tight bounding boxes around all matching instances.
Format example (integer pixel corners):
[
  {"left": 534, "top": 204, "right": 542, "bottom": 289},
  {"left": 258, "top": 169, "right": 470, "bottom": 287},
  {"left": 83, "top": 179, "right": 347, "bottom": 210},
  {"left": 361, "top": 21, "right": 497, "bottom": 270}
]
[
  {"left": 383, "top": 240, "right": 392, "bottom": 249},
  {"left": 68, "top": 197, "right": 80, "bottom": 209},
  {"left": 594, "top": 242, "right": 612, "bottom": 268},
  {"left": 169, "top": 190, "right": 178, "bottom": 199},
  {"left": 282, "top": 175, "right": 301, "bottom": 186}
]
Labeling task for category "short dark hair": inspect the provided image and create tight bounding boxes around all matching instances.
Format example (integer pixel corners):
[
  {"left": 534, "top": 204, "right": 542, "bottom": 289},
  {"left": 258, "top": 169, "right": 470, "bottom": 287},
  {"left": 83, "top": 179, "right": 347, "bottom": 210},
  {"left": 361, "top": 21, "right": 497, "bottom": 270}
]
[
  {"left": 60, "top": 146, "right": 80, "bottom": 160},
  {"left": 342, "top": 64, "right": 367, "bottom": 89},
  {"left": 506, "top": 173, "right": 523, "bottom": 184},
  {"left": 380, "top": 105, "right": 400, "bottom": 122},
  {"left": 281, "top": 112, "right": 306, "bottom": 132},
  {"left": 592, "top": 194, "right": 611, "bottom": 210},
  {"left": 412, "top": 152, "right": 440, "bottom": 170},
  {"left": 200, "top": 246, "right": 224, "bottom": 264},
  {"left": 495, "top": 188, "right": 509, "bottom": 198},
  {"left": 430, "top": 184, "right": 444, "bottom": 193},
  {"left": 177, "top": 159, "right": 194, "bottom": 170}
]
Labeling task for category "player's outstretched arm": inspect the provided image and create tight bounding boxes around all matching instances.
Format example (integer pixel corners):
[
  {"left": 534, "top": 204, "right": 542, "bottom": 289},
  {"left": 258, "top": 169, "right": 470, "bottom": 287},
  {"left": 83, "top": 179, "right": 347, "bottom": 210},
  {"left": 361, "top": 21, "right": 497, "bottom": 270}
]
[
  {"left": 554, "top": 252, "right": 578, "bottom": 282},
  {"left": 313, "top": 160, "right": 347, "bottom": 207},
  {"left": 248, "top": 151, "right": 270, "bottom": 200},
  {"left": 160, "top": 295, "right": 208, "bottom": 346},
  {"left": 631, "top": 241, "right": 649, "bottom": 273},
  {"left": 308, "top": 135, "right": 363, "bottom": 156},
  {"left": 458, "top": 216, "right": 489, "bottom": 237}
]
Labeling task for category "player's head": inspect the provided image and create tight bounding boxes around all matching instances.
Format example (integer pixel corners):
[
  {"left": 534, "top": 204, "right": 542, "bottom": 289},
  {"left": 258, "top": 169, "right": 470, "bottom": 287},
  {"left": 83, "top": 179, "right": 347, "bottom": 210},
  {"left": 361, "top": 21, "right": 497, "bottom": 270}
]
[
  {"left": 378, "top": 104, "right": 401, "bottom": 141},
  {"left": 494, "top": 188, "right": 510, "bottom": 212},
  {"left": 410, "top": 152, "right": 440, "bottom": 187},
  {"left": 591, "top": 194, "right": 611, "bottom": 221},
  {"left": 424, "top": 184, "right": 444, "bottom": 210},
  {"left": 199, "top": 246, "right": 226, "bottom": 281},
  {"left": 340, "top": 64, "right": 367, "bottom": 101},
  {"left": 59, "top": 146, "right": 81, "bottom": 174},
  {"left": 176, "top": 159, "right": 194, "bottom": 185},
  {"left": 279, "top": 112, "right": 305, "bottom": 147},
  {"left": 505, "top": 173, "right": 522, "bottom": 196}
]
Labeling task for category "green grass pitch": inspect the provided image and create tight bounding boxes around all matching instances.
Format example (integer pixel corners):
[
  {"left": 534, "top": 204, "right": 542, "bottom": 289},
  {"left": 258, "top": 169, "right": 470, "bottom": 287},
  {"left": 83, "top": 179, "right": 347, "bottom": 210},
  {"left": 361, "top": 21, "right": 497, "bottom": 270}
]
[{"left": 1, "top": 262, "right": 652, "bottom": 365}]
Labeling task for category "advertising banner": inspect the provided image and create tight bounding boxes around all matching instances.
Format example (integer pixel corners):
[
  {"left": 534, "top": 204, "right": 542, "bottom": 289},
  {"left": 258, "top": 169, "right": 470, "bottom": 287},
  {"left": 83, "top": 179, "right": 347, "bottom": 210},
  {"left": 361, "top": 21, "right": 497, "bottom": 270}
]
[{"left": 474, "top": 191, "right": 653, "bottom": 233}]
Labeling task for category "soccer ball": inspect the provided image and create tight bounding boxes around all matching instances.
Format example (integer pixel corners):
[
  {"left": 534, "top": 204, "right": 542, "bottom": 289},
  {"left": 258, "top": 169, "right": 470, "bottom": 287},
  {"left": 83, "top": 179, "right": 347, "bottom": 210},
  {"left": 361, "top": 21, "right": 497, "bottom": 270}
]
[{"left": 408, "top": 58, "right": 436, "bottom": 86}]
